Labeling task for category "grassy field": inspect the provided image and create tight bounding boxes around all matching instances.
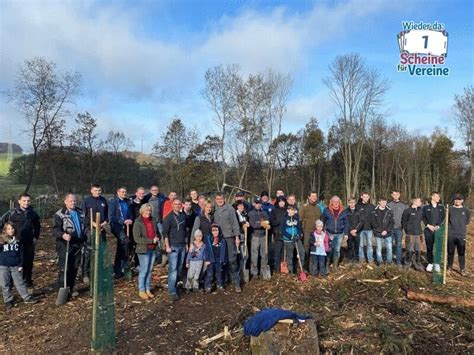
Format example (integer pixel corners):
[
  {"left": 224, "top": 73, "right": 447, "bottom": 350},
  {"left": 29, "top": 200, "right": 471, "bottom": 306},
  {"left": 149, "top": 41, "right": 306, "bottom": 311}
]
[{"left": 0, "top": 176, "right": 50, "bottom": 201}]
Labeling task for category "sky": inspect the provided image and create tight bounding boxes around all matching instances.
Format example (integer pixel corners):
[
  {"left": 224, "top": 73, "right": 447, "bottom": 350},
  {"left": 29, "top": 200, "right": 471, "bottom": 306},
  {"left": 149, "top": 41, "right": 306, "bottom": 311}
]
[{"left": 0, "top": 0, "right": 473, "bottom": 153}]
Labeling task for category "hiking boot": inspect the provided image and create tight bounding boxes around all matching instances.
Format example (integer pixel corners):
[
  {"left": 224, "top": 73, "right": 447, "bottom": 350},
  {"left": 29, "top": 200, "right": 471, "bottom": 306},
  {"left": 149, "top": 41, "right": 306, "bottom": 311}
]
[
  {"left": 24, "top": 298, "right": 38, "bottom": 304},
  {"left": 235, "top": 285, "right": 242, "bottom": 293},
  {"left": 169, "top": 294, "right": 179, "bottom": 302},
  {"left": 139, "top": 291, "right": 149, "bottom": 300},
  {"left": 146, "top": 290, "right": 155, "bottom": 298},
  {"left": 5, "top": 302, "right": 13, "bottom": 312},
  {"left": 426, "top": 263, "right": 433, "bottom": 272}
]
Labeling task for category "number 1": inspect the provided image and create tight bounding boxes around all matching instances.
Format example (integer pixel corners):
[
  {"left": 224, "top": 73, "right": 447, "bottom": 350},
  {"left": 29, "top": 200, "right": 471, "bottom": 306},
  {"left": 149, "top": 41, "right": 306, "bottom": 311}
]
[{"left": 422, "top": 35, "right": 428, "bottom": 49}]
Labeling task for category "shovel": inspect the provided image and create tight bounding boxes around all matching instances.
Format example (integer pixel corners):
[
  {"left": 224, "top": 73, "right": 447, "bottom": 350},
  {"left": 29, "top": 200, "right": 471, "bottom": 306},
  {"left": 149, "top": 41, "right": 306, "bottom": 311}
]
[
  {"left": 281, "top": 246, "right": 289, "bottom": 274},
  {"left": 56, "top": 237, "right": 71, "bottom": 305},
  {"left": 241, "top": 227, "right": 250, "bottom": 283},
  {"left": 295, "top": 241, "right": 307, "bottom": 282},
  {"left": 261, "top": 227, "right": 271, "bottom": 280}
]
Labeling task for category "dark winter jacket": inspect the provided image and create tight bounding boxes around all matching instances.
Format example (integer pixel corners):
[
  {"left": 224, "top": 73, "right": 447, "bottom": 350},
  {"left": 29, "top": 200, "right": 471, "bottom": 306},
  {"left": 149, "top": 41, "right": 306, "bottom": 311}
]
[
  {"left": 162, "top": 211, "right": 187, "bottom": 247},
  {"left": 130, "top": 198, "right": 146, "bottom": 221},
  {"left": 261, "top": 202, "right": 273, "bottom": 216},
  {"left": 108, "top": 196, "right": 132, "bottom": 235},
  {"left": 205, "top": 233, "right": 227, "bottom": 264},
  {"left": 80, "top": 195, "right": 108, "bottom": 229},
  {"left": 422, "top": 203, "right": 445, "bottom": 228},
  {"left": 232, "top": 200, "right": 253, "bottom": 213},
  {"left": 448, "top": 206, "right": 470, "bottom": 238},
  {"left": 52, "top": 207, "right": 86, "bottom": 245},
  {"left": 401, "top": 206, "right": 423, "bottom": 235},
  {"left": 387, "top": 200, "right": 408, "bottom": 229},
  {"left": 133, "top": 216, "right": 160, "bottom": 254},
  {"left": 270, "top": 206, "right": 287, "bottom": 241},
  {"left": 0, "top": 237, "right": 23, "bottom": 267},
  {"left": 191, "top": 214, "right": 214, "bottom": 242},
  {"left": 345, "top": 207, "right": 363, "bottom": 232},
  {"left": 356, "top": 201, "right": 376, "bottom": 230},
  {"left": 281, "top": 215, "right": 302, "bottom": 242},
  {"left": 370, "top": 207, "right": 394, "bottom": 236},
  {"left": 0, "top": 207, "right": 41, "bottom": 244},
  {"left": 248, "top": 208, "right": 270, "bottom": 238},
  {"left": 184, "top": 209, "right": 197, "bottom": 239},
  {"left": 322, "top": 207, "right": 349, "bottom": 235}
]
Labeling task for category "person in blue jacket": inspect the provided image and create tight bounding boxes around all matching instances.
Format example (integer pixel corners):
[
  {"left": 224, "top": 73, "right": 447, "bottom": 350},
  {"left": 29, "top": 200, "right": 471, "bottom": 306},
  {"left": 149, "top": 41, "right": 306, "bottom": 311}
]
[
  {"left": 281, "top": 206, "right": 305, "bottom": 274},
  {"left": 321, "top": 196, "right": 349, "bottom": 271},
  {"left": 204, "top": 224, "right": 227, "bottom": 292}
]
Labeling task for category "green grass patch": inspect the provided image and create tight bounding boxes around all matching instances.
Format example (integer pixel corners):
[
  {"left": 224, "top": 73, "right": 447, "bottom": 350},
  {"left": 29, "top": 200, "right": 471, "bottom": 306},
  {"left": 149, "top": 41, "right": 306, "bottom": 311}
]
[{"left": 0, "top": 153, "right": 21, "bottom": 176}]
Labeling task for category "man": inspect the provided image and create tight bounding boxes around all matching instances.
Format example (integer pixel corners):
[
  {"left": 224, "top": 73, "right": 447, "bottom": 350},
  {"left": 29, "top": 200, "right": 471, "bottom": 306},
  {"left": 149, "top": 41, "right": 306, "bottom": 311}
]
[
  {"left": 260, "top": 191, "right": 273, "bottom": 216},
  {"left": 130, "top": 187, "right": 146, "bottom": 221},
  {"left": 162, "top": 199, "right": 187, "bottom": 301},
  {"left": 189, "top": 189, "right": 200, "bottom": 214},
  {"left": 286, "top": 194, "right": 299, "bottom": 214},
  {"left": 233, "top": 191, "right": 252, "bottom": 213},
  {"left": 402, "top": 197, "right": 424, "bottom": 270},
  {"left": 370, "top": 197, "right": 395, "bottom": 265},
  {"left": 248, "top": 198, "right": 270, "bottom": 278},
  {"left": 271, "top": 189, "right": 285, "bottom": 204},
  {"left": 422, "top": 192, "right": 445, "bottom": 272},
  {"left": 356, "top": 192, "right": 376, "bottom": 264},
  {"left": 448, "top": 194, "right": 470, "bottom": 275},
  {"left": 0, "top": 193, "right": 41, "bottom": 287},
  {"left": 183, "top": 199, "right": 197, "bottom": 245},
  {"left": 300, "top": 192, "right": 321, "bottom": 260},
  {"left": 344, "top": 197, "right": 363, "bottom": 262},
  {"left": 148, "top": 184, "right": 165, "bottom": 232},
  {"left": 162, "top": 192, "right": 178, "bottom": 219},
  {"left": 213, "top": 192, "right": 242, "bottom": 293},
  {"left": 79, "top": 184, "right": 108, "bottom": 284},
  {"left": 108, "top": 187, "right": 133, "bottom": 278},
  {"left": 321, "top": 196, "right": 348, "bottom": 270},
  {"left": 197, "top": 195, "right": 207, "bottom": 216},
  {"left": 52, "top": 194, "right": 86, "bottom": 298},
  {"left": 388, "top": 190, "right": 408, "bottom": 266}
]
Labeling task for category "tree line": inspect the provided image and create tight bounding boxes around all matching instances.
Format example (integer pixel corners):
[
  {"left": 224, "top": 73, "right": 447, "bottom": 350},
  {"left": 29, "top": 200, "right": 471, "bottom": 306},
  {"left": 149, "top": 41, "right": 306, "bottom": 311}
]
[{"left": 4, "top": 56, "right": 472, "bottom": 204}]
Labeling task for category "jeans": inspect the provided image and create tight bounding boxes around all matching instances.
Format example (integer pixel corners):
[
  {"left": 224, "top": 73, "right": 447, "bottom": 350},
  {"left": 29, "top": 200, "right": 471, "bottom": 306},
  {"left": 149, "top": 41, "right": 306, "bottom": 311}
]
[
  {"left": 328, "top": 233, "right": 343, "bottom": 264},
  {"left": 310, "top": 254, "right": 327, "bottom": 276},
  {"left": 448, "top": 234, "right": 466, "bottom": 270},
  {"left": 224, "top": 237, "right": 240, "bottom": 285},
  {"left": 392, "top": 228, "right": 403, "bottom": 265},
  {"left": 284, "top": 240, "right": 305, "bottom": 274},
  {"left": 205, "top": 262, "right": 224, "bottom": 289},
  {"left": 359, "top": 230, "right": 374, "bottom": 263},
  {"left": 113, "top": 228, "right": 130, "bottom": 276},
  {"left": 167, "top": 246, "right": 185, "bottom": 295},
  {"left": 0, "top": 266, "right": 32, "bottom": 303},
  {"left": 56, "top": 241, "right": 82, "bottom": 291},
  {"left": 375, "top": 235, "right": 393, "bottom": 264},
  {"left": 250, "top": 235, "right": 268, "bottom": 276},
  {"left": 137, "top": 249, "right": 156, "bottom": 292}
]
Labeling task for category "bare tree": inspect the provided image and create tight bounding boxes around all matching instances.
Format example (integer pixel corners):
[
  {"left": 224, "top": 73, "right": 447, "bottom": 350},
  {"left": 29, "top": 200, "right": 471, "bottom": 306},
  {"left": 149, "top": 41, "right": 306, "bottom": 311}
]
[
  {"left": 104, "top": 130, "right": 134, "bottom": 154},
  {"left": 323, "top": 53, "right": 389, "bottom": 199},
  {"left": 202, "top": 65, "right": 241, "bottom": 188},
  {"left": 5, "top": 57, "right": 81, "bottom": 193},
  {"left": 453, "top": 86, "right": 474, "bottom": 196}
]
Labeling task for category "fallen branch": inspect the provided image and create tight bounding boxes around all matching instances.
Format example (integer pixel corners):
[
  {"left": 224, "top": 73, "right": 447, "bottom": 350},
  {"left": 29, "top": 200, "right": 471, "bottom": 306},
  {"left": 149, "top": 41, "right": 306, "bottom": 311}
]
[
  {"left": 358, "top": 275, "right": 400, "bottom": 284},
  {"left": 199, "top": 326, "right": 231, "bottom": 347},
  {"left": 406, "top": 290, "right": 474, "bottom": 307}
]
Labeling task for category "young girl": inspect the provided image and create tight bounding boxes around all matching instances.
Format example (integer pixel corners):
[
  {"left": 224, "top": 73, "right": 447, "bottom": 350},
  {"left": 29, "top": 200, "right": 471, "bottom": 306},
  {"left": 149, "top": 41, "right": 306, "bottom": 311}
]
[
  {"left": 185, "top": 230, "right": 210, "bottom": 293},
  {"left": 309, "top": 220, "right": 329, "bottom": 277},
  {"left": 204, "top": 224, "right": 227, "bottom": 292},
  {"left": 0, "top": 222, "right": 37, "bottom": 311}
]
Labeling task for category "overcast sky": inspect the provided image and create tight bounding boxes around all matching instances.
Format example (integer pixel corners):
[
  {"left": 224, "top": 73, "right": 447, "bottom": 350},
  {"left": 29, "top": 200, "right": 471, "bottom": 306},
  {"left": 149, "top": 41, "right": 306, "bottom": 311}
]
[{"left": 0, "top": 0, "right": 472, "bottom": 153}]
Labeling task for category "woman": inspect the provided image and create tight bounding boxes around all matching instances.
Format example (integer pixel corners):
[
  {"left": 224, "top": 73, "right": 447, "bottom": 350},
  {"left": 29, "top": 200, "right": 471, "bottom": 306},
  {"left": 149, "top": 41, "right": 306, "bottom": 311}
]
[
  {"left": 133, "top": 203, "right": 160, "bottom": 300},
  {"left": 191, "top": 201, "right": 214, "bottom": 245}
]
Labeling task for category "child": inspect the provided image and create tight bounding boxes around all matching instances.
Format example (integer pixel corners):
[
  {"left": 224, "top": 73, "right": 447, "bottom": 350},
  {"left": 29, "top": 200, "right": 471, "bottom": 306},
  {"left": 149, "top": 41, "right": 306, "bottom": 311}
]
[
  {"left": 282, "top": 206, "right": 305, "bottom": 274},
  {"left": 309, "top": 220, "right": 329, "bottom": 277},
  {"left": 185, "top": 230, "right": 210, "bottom": 293},
  {"left": 0, "top": 222, "right": 37, "bottom": 311},
  {"left": 204, "top": 224, "right": 227, "bottom": 292}
]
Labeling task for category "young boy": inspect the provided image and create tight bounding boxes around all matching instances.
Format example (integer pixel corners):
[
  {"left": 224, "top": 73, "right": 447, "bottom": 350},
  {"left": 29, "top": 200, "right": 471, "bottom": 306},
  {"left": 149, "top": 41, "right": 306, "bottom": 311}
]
[
  {"left": 185, "top": 230, "right": 210, "bottom": 293},
  {"left": 401, "top": 197, "right": 424, "bottom": 271},
  {"left": 204, "top": 224, "right": 227, "bottom": 292},
  {"left": 282, "top": 206, "right": 305, "bottom": 274},
  {"left": 345, "top": 197, "right": 362, "bottom": 262},
  {"left": 309, "top": 220, "right": 329, "bottom": 277},
  {"left": 370, "top": 197, "right": 395, "bottom": 265},
  {"left": 448, "top": 194, "right": 471, "bottom": 276}
]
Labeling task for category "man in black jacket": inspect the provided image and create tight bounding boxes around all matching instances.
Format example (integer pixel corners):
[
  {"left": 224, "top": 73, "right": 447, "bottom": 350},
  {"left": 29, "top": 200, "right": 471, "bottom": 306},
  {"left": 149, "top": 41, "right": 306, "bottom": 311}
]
[
  {"left": 402, "top": 197, "right": 424, "bottom": 270},
  {"left": 345, "top": 197, "right": 362, "bottom": 262},
  {"left": 422, "top": 192, "right": 445, "bottom": 272},
  {"left": 0, "top": 193, "right": 41, "bottom": 287},
  {"left": 356, "top": 192, "right": 375, "bottom": 264},
  {"left": 270, "top": 196, "right": 287, "bottom": 272},
  {"left": 79, "top": 184, "right": 108, "bottom": 284},
  {"left": 371, "top": 197, "right": 395, "bottom": 265},
  {"left": 448, "top": 194, "right": 471, "bottom": 275},
  {"left": 248, "top": 198, "right": 271, "bottom": 278},
  {"left": 52, "top": 194, "right": 86, "bottom": 298}
]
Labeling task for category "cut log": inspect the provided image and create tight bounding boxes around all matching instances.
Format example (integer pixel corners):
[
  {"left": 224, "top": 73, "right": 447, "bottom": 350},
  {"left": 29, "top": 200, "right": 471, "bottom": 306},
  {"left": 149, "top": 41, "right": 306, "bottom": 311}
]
[{"left": 406, "top": 290, "right": 474, "bottom": 307}]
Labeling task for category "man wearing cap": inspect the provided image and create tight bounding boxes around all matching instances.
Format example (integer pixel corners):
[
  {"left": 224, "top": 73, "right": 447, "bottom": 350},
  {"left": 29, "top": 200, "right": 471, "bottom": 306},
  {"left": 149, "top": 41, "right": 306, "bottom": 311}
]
[
  {"left": 260, "top": 191, "right": 273, "bottom": 216},
  {"left": 233, "top": 191, "right": 252, "bottom": 213},
  {"left": 248, "top": 198, "right": 270, "bottom": 278},
  {"left": 447, "top": 193, "right": 470, "bottom": 276},
  {"left": 214, "top": 192, "right": 242, "bottom": 292}
]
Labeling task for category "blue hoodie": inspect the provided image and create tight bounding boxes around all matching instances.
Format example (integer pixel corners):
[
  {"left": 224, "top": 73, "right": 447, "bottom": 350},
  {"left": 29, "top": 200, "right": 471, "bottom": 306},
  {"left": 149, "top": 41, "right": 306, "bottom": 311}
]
[{"left": 0, "top": 237, "right": 22, "bottom": 267}]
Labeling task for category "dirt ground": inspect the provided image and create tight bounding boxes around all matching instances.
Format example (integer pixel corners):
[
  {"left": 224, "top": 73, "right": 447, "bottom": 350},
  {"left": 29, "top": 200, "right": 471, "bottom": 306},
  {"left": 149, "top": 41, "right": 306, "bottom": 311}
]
[{"left": 1, "top": 223, "right": 473, "bottom": 354}]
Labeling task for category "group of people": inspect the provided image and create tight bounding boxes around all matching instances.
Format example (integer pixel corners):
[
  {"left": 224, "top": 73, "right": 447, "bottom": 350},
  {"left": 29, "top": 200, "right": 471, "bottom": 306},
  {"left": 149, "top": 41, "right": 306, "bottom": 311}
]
[{"left": 0, "top": 184, "right": 470, "bottom": 309}]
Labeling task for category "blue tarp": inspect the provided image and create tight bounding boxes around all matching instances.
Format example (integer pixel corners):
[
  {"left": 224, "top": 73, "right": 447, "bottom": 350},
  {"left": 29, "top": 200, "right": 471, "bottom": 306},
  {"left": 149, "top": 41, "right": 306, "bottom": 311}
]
[{"left": 243, "top": 308, "right": 312, "bottom": 337}]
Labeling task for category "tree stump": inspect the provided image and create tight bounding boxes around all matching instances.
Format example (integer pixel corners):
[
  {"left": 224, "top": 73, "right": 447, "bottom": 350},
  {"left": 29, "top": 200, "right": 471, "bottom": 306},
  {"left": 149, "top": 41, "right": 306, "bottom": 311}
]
[{"left": 250, "top": 319, "right": 319, "bottom": 354}]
